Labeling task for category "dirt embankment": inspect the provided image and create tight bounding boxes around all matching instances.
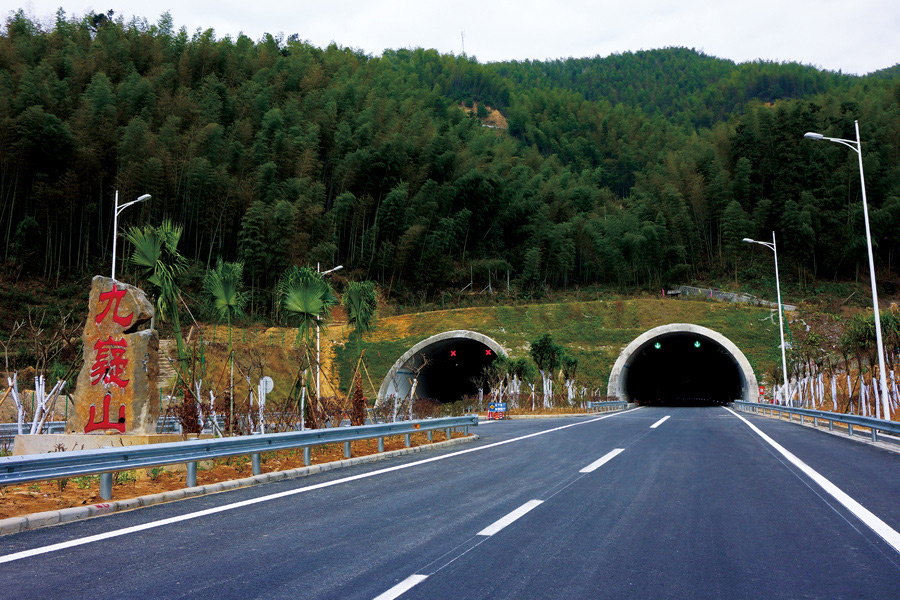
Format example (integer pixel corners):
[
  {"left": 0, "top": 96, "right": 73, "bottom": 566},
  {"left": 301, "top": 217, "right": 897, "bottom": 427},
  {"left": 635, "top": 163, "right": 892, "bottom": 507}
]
[{"left": 0, "top": 430, "right": 469, "bottom": 521}]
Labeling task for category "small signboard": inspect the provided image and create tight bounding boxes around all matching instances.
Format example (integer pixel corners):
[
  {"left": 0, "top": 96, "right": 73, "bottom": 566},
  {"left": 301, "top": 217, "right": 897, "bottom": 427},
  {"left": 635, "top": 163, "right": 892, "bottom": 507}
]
[{"left": 487, "top": 402, "right": 507, "bottom": 420}]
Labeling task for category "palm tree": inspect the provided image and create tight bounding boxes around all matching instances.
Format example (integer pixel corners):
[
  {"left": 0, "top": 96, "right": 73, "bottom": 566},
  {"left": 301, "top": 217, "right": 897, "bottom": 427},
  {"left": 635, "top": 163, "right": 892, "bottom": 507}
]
[
  {"left": 204, "top": 259, "right": 247, "bottom": 342},
  {"left": 343, "top": 281, "right": 377, "bottom": 425},
  {"left": 126, "top": 220, "right": 188, "bottom": 375},
  {"left": 276, "top": 266, "right": 337, "bottom": 344},
  {"left": 342, "top": 281, "right": 377, "bottom": 354},
  {"left": 204, "top": 260, "right": 247, "bottom": 429},
  {"left": 277, "top": 267, "right": 337, "bottom": 425}
]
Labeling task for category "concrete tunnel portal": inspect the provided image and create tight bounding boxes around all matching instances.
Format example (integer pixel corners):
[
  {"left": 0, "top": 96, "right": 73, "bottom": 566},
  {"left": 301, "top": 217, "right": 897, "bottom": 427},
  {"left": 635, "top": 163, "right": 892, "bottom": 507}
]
[
  {"left": 377, "top": 324, "right": 758, "bottom": 407},
  {"left": 607, "top": 324, "right": 759, "bottom": 406},
  {"left": 378, "top": 331, "right": 506, "bottom": 404}
]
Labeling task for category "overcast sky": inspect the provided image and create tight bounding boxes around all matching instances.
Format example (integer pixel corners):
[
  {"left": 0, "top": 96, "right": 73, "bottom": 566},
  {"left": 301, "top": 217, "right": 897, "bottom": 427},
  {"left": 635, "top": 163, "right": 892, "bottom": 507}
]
[{"left": 12, "top": 0, "right": 900, "bottom": 75}]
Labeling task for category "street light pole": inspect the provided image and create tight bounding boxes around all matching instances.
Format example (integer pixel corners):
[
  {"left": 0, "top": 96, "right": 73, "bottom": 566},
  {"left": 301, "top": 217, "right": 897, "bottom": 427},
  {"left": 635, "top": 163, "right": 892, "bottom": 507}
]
[
  {"left": 316, "top": 264, "right": 344, "bottom": 403},
  {"left": 111, "top": 190, "right": 151, "bottom": 281},
  {"left": 744, "top": 233, "right": 790, "bottom": 405},
  {"left": 804, "top": 121, "right": 891, "bottom": 420}
]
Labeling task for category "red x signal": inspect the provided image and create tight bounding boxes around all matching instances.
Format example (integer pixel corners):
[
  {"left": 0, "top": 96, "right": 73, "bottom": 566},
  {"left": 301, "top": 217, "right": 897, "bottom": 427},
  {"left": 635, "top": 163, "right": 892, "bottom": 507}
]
[
  {"left": 450, "top": 350, "right": 456, "bottom": 357},
  {"left": 485, "top": 349, "right": 491, "bottom": 356}
]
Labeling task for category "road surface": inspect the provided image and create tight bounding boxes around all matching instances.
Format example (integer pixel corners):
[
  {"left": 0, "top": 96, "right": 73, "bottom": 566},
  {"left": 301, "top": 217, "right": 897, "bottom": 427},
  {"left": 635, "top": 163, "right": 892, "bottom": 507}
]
[{"left": 1, "top": 406, "right": 899, "bottom": 599}]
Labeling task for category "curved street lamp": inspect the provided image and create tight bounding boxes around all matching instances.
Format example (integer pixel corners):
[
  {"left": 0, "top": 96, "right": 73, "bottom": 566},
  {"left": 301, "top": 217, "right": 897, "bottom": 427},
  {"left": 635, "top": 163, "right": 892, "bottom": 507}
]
[
  {"left": 111, "top": 191, "right": 151, "bottom": 281},
  {"left": 316, "top": 264, "right": 344, "bottom": 407},
  {"left": 804, "top": 121, "right": 890, "bottom": 420},
  {"left": 744, "top": 232, "right": 790, "bottom": 405}
]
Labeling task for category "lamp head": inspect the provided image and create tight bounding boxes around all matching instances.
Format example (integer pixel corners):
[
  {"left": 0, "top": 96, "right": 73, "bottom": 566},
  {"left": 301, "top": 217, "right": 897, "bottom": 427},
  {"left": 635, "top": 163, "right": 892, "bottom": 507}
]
[
  {"left": 803, "top": 132, "right": 824, "bottom": 141},
  {"left": 742, "top": 238, "right": 755, "bottom": 243}
]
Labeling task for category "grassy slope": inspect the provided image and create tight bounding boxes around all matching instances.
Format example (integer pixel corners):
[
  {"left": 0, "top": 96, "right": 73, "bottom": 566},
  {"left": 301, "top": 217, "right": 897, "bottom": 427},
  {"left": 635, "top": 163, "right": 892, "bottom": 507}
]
[{"left": 336, "top": 298, "right": 782, "bottom": 397}]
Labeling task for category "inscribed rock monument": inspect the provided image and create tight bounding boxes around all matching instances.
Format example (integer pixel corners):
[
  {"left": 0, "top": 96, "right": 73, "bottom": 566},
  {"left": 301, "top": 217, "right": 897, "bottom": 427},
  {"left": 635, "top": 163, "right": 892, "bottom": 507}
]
[{"left": 67, "top": 276, "right": 160, "bottom": 435}]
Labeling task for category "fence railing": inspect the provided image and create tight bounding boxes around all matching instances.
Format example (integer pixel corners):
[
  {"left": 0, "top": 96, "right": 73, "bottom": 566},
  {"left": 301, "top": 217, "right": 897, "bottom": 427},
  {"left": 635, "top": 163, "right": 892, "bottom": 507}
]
[
  {"left": 0, "top": 422, "right": 66, "bottom": 446},
  {"left": 0, "top": 416, "right": 478, "bottom": 500},
  {"left": 586, "top": 401, "right": 629, "bottom": 413},
  {"left": 731, "top": 401, "right": 900, "bottom": 442}
]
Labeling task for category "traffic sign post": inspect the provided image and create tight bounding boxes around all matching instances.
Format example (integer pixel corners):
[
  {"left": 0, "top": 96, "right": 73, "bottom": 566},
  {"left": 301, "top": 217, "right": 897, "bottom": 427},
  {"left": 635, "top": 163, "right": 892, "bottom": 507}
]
[{"left": 487, "top": 402, "right": 507, "bottom": 420}]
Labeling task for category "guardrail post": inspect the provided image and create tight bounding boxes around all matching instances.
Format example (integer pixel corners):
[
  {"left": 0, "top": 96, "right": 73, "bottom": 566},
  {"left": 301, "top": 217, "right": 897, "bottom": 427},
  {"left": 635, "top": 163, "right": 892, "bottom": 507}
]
[
  {"left": 100, "top": 472, "right": 113, "bottom": 500},
  {"left": 813, "top": 417, "right": 818, "bottom": 427},
  {"left": 871, "top": 428, "right": 878, "bottom": 442},
  {"left": 427, "top": 430, "right": 433, "bottom": 442},
  {"left": 829, "top": 419, "right": 834, "bottom": 431},
  {"left": 800, "top": 415, "right": 804, "bottom": 425},
  {"left": 848, "top": 424, "right": 854, "bottom": 437},
  {"left": 2, "top": 416, "right": 479, "bottom": 491}
]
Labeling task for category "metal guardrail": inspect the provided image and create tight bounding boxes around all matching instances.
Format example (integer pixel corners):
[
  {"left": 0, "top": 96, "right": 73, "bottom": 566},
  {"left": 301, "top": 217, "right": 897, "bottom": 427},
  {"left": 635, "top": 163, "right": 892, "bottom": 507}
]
[
  {"left": 0, "top": 422, "right": 66, "bottom": 446},
  {"left": 732, "top": 401, "right": 900, "bottom": 442},
  {"left": 586, "top": 401, "right": 629, "bottom": 413},
  {"left": 0, "top": 416, "right": 478, "bottom": 500}
]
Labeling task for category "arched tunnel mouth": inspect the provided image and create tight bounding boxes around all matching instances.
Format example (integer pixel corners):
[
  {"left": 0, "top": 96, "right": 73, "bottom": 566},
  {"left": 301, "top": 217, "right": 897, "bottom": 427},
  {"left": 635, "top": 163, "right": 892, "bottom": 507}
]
[
  {"left": 390, "top": 337, "right": 499, "bottom": 404},
  {"left": 624, "top": 333, "right": 745, "bottom": 406}
]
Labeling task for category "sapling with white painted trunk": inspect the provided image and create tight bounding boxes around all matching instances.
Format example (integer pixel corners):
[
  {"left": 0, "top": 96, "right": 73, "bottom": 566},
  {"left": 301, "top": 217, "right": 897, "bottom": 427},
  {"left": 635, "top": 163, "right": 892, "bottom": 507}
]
[
  {"left": 7, "top": 373, "right": 25, "bottom": 435},
  {"left": 561, "top": 354, "right": 578, "bottom": 405},
  {"left": 529, "top": 334, "right": 562, "bottom": 408},
  {"left": 29, "top": 375, "right": 66, "bottom": 434}
]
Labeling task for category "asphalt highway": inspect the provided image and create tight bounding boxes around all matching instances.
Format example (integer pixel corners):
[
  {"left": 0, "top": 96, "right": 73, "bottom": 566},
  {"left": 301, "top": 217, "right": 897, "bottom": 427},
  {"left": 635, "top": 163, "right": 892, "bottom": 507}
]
[{"left": 1, "top": 406, "right": 899, "bottom": 599}]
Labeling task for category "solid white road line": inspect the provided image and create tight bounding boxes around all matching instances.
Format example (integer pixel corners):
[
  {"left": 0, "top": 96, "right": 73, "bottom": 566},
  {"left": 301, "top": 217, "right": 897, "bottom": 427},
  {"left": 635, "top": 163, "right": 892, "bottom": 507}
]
[
  {"left": 650, "top": 416, "right": 670, "bottom": 429},
  {"left": 0, "top": 408, "right": 643, "bottom": 565},
  {"left": 579, "top": 448, "right": 625, "bottom": 473},
  {"left": 373, "top": 574, "right": 429, "bottom": 600},
  {"left": 726, "top": 407, "right": 900, "bottom": 555},
  {"left": 477, "top": 500, "right": 544, "bottom": 537}
]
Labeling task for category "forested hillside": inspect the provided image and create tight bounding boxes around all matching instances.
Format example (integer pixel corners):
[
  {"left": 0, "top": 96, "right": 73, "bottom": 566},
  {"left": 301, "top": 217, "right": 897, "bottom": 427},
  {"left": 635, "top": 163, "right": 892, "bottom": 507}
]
[
  {"left": 496, "top": 48, "right": 854, "bottom": 127},
  {"left": 2, "top": 9, "right": 900, "bottom": 315}
]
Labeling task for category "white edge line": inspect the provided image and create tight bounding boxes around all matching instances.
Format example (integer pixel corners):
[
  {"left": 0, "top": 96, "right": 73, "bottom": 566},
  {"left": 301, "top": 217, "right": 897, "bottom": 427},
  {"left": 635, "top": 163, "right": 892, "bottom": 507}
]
[
  {"left": 725, "top": 407, "right": 900, "bottom": 555},
  {"left": 373, "top": 574, "right": 429, "bottom": 600},
  {"left": 0, "top": 407, "right": 643, "bottom": 565},
  {"left": 650, "top": 415, "right": 670, "bottom": 429},
  {"left": 477, "top": 499, "right": 544, "bottom": 536},
  {"left": 579, "top": 448, "right": 625, "bottom": 473}
]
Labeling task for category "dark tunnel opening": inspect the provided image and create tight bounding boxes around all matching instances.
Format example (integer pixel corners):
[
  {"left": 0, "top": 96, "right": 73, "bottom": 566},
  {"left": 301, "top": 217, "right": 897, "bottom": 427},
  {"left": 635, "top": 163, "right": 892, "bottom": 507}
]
[
  {"left": 414, "top": 338, "right": 498, "bottom": 403},
  {"left": 624, "top": 334, "right": 744, "bottom": 406}
]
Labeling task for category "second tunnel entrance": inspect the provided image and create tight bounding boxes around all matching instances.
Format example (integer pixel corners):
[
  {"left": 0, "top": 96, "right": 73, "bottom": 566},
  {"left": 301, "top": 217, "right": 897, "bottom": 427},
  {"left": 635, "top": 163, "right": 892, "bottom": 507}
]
[
  {"left": 378, "top": 331, "right": 506, "bottom": 404},
  {"left": 607, "top": 324, "right": 758, "bottom": 406}
]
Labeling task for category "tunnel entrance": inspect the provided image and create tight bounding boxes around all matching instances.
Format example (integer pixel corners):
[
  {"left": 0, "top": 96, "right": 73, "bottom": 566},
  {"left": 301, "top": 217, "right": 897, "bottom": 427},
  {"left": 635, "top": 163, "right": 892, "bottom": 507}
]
[
  {"left": 624, "top": 334, "right": 742, "bottom": 405},
  {"left": 378, "top": 331, "right": 506, "bottom": 404},
  {"left": 607, "top": 324, "right": 758, "bottom": 406}
]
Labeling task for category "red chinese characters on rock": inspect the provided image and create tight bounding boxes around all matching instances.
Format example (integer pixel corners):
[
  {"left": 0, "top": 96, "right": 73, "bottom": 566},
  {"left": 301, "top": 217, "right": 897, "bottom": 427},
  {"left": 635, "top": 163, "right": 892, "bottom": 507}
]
[
  {"left": 90, "top": 338, "right": 129, "bottom": 388},
  {"left": 84, "top": 393, "right": 126, "bottom": 433},
  {"left": 85, "top": 283, "right": 132, "bottom": 433},
  {"left": 73, "top": 276, "right": 158, "bottom": 435},
  {"left": 95, "top": 285, "right": 134, "bottom": 328}
]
